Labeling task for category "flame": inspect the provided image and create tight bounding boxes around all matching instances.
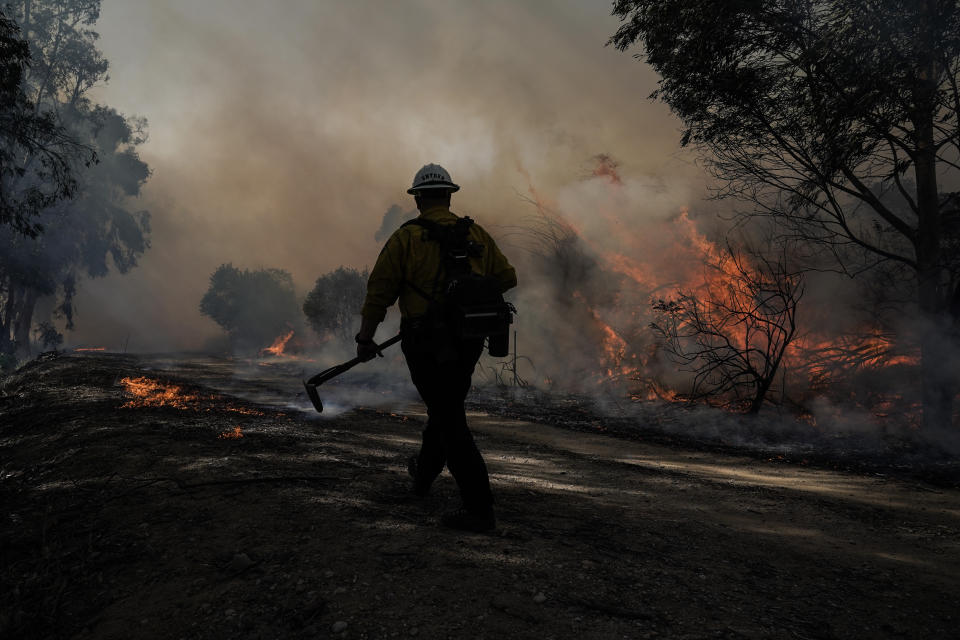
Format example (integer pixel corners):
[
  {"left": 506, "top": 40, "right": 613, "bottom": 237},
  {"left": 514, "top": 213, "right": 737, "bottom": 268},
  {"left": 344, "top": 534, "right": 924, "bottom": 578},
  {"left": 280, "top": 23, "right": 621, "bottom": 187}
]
[
  {"left": 255, "top": 330, "right": 315, "bottom": 362},
  {"left": 591, "top": 154, "right": 623, "bottom": 185},
  {"left": 120, "top": 376, "right": 202, "bottom": 409},
  {"left": 260, "top": 329, "right": 295, "bottom": 357},
  {"left": 119, "top": 376, "right": 265, "bottom": 416},
  {"left": 598, "top": 322, "right": 635, "bottom": 378},
  {"left": 628, "top": 377, "right": 680, "bottom": 402},
  {"left": 228, "top": 405, "right": 267, "bottom": 416},
  {"left": 218, "top": 426, "right": 244, "bottom": 439},
  {"left": 76, "top": 347, "right": 107, "bottom": 352},
  {"left": 604, "top": 253, "right": 657, "bottom": 288},
  {"left": 520, "top": 162, "right": 924, "bottom": 420},
  {"left": 793, "top": 330, "right": 919, "bottom": 380}
]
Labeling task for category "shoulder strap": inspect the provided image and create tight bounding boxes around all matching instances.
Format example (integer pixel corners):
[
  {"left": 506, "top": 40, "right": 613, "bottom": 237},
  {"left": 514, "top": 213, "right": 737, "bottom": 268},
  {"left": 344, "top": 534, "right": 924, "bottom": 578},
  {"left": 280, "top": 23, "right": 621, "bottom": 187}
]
[
  {"left": 401, "top": 216, "right": 474, "bottom": 239},
  {"left": 401, "top": 215, "right": 479, "bottom": 301},
  {"left": 401, "top": 217, "right": 440, "bottom": 232},
  {"left": 397, "top": 217, "right": 449, "bottom": 303}
]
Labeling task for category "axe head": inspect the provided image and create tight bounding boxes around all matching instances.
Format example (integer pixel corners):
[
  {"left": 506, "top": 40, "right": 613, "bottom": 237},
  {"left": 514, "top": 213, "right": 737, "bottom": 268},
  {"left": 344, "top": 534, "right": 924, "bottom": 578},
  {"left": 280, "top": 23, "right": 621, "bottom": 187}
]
[
  {"left": 299, "top": 334, "right": 401, "bottom": 415},
  {"left": 303, "top": 380, "right": 324, "bottom": 413}
]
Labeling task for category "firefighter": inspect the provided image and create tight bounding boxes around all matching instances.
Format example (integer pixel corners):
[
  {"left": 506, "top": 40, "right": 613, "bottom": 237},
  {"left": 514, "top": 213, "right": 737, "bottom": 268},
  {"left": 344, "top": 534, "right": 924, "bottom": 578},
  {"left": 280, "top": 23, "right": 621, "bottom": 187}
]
[{"left": 356, "top": 163, "right": 517, "bottom": 532}]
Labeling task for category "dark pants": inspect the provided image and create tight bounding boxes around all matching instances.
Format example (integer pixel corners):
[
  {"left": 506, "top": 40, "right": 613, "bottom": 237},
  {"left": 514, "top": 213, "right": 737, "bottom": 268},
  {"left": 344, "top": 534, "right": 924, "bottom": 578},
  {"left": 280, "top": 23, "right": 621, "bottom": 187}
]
[{"left": 401, "top": 334, "right": 492, "bottom": 513}]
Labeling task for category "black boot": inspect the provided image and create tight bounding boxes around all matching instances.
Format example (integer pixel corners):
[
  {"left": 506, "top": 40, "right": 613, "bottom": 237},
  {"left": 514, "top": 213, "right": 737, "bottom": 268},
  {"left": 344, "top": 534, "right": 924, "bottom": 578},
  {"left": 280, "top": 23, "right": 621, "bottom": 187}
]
[
  {"left": 441, "top": 508, "right": 496, "bottom": 533},
  {"left": 408, "top": 455, "right": 430, "bottom": 497}
]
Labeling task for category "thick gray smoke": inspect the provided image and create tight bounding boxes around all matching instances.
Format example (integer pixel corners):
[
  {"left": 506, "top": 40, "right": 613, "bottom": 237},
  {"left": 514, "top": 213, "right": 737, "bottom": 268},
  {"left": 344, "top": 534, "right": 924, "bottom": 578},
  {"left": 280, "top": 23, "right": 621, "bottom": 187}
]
[
  {"left": 32, "top": 1, "right": 950, "bottom": 456},
  {"left": 65, "top": 0, "right": 697, "bottom": 352}
]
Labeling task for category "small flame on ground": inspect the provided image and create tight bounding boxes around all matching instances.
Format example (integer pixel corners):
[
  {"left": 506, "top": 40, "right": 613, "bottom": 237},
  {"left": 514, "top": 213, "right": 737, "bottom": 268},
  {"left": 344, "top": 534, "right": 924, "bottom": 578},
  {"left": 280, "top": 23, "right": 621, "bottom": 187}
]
[
  {"left": 228, "top": 405, "right": 266, "bottom": 416},
  {"left": 260, "top": 330, "right": 295, "bottom": 357},
  {"left": 120, "top": 376, "right": 199, "bottom": 409},
  {"left": 218, "top": 426, "right": 244, "bottom": 439},
  {"left": 119, "top": 376, "right": 265, "bottom": 416},
  {"left": 76, "top": 347, "right": 107, "bottom": 352}
]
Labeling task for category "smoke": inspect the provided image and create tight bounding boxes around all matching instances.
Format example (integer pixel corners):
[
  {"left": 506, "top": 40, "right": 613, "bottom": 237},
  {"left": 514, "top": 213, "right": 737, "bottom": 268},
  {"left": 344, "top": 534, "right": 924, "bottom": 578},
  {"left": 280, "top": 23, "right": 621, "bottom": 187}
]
[
  {"left": 36, "top": 1, "right": 951, "bottom": 457},
  {"left": 64, "top": 0, "right": 699, "bottom": 352},
  {"left": 497, "top": 159, "right": 705, "bottom": 392}
]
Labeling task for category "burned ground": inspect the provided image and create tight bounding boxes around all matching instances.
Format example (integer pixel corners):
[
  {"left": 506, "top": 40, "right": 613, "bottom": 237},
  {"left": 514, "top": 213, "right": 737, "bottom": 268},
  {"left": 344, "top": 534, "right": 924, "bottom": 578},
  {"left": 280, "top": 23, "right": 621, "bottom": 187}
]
[{"left": 1, "top": 353, "right": 958, "bottom": 639}]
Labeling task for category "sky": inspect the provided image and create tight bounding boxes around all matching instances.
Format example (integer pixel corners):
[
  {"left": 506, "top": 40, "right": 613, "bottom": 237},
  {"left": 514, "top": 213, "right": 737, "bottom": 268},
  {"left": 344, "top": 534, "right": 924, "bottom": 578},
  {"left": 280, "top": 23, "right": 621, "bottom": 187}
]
[{"left": 69, "top": 0, "right": 707, "bottom": 351}]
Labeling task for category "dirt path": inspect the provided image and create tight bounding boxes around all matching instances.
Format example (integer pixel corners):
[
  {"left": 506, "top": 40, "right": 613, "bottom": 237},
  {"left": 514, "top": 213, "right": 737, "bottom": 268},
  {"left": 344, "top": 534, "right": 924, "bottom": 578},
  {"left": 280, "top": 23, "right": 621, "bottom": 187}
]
[{"left": 1, "top": 353, "right": 958, "bottom": 639}]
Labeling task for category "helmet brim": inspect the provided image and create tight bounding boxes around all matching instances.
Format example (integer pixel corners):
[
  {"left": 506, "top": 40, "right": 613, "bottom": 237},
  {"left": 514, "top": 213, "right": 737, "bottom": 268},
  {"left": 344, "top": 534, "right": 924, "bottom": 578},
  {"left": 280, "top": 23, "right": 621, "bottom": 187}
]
[{"left": 407, "top": 181, "right": 460, "bottom": 195}]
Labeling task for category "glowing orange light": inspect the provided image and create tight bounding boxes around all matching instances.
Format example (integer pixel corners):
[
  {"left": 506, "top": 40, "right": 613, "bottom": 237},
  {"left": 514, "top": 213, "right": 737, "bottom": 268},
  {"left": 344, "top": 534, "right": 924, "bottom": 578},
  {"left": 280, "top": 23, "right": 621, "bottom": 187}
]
[
  {"left": 218, "top": 426, "right": 244, "bottom": 439},
  {"left": 120, "top": 376, "right": 199, "bottom": 409},
  {"left": 119, "top": 376, "right": 266, "bottom": 416},
  {"left": 260, "top": 330, "right": 295, "bottom": 357}
]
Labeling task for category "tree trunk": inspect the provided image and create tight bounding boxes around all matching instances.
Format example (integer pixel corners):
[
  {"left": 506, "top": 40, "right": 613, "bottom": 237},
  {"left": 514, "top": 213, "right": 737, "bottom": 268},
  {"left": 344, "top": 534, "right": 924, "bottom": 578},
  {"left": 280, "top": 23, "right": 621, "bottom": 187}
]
[
  {"left": 2, "top": 282, "right": 17, "bottom": 337},
  {"left": 747, "top": 388, "right": 766, "bottom": 414},
  {"left": 0, "top": 281, "right": 18, "bottom": 356},
  {"left": 915, "top": 139, "right": 951, "bottom": 433},
  {"left": 22, "top": 0, "right": 31, "bottom": 38},
  {"left": 13, "top": 288, "right": 38, "bottom": 359},
  {"left": 914, "top": 0, "right": 952, "bottom": 433}
]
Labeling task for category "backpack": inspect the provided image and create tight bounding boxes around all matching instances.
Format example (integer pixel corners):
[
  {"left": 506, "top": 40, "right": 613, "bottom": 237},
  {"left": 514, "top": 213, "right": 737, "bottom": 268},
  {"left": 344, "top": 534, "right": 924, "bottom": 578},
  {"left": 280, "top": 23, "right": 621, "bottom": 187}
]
[{"left": 402, "top": 216, "right": 513, "bottom": 356}]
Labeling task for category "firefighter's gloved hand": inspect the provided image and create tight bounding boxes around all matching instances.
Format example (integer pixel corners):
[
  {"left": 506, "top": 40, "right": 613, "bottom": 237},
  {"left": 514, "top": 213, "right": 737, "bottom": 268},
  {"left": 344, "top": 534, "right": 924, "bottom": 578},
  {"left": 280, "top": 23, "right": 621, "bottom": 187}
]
[{"left": 356, "top": 337, "right": 382, "bottom": 362}]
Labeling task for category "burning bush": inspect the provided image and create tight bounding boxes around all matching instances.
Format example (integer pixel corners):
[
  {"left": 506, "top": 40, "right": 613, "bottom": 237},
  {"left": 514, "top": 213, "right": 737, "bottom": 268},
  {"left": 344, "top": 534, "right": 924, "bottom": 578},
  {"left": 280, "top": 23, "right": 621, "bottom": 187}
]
[
  {"left": 509, "top": 159, "right": 931, "bottom": 430},
  {"left": 652, "top": 242, "right": 804, "bottom": 413},
  {"left": 609, "top": 1, "right": 960, "bottom": 433}
]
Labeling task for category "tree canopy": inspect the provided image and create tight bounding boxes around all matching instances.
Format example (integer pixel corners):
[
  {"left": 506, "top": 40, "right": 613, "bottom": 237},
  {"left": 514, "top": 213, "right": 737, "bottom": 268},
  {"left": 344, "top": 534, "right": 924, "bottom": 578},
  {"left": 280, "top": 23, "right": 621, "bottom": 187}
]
[
  {"left": 302, "top": 267, "right": 368, "bottom": 343},
  {"left": 0, "top": 7, "right": 89, "bottom": 236}
]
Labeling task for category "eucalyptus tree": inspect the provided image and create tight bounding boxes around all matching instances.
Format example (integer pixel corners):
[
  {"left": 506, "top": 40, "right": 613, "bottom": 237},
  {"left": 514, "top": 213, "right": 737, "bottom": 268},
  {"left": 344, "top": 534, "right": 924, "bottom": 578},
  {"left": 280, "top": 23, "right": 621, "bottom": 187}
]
[{"left": 0, "top": 1, "right": 150, "bottom": 360}]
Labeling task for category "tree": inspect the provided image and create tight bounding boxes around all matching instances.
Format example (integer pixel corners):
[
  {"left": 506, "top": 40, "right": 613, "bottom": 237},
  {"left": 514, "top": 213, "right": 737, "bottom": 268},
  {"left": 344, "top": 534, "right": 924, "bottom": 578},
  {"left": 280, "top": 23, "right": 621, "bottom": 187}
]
[
  {"left": 374, "top": 204, "right": 416, "bottom": 242},
  {"left": 0, "top": 7, "right": 90, "bottom": 236},
  {"left": 0, "top": 106, "right": 149, "bottom": 360},
  {"left": 200, "top": 264, "right": 299, "bottom": 352},
  {"left": 652, "top": 244, "right": 804, "bottom": 413},
  {"left": 611, "top": 0, "right": 960, "bottom": 432},
  {"left": 0, "top": 1, "right": 150, "bottom": 361},
  {"left": 302, "top": 267, "right": 368, "bottom": 343}
]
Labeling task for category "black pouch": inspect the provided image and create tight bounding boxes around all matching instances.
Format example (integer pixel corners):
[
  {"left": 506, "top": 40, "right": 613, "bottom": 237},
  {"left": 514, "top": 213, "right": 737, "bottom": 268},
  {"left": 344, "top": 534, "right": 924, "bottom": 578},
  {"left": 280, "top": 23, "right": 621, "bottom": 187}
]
[
  {"left": 487, "top": 330, "right": 509, "bottom": 358},
  {"left": 444, "top": 272, "right": 514, "bottom": 354},
  {"left": 401, "top": 315, "right": 458, "bottom": 361}
]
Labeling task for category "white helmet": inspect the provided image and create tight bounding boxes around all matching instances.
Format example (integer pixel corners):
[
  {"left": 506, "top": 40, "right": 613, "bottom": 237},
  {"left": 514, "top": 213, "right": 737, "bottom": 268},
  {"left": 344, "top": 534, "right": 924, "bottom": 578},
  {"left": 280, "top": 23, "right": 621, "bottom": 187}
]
[{"left": 407, "top": 163, "right": 460, "bottom": 195}]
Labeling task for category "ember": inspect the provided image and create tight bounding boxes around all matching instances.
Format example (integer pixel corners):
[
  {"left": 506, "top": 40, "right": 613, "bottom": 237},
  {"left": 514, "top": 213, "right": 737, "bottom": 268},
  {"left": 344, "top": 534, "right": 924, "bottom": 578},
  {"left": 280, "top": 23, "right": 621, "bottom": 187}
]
[
  {"left": 120, "top": 376, "right": 203, "bottom": 410},
  {"left": 218, "top": 426, "right": 244, "bottom": 439},
  {"left": 119, "top": 376, "right": 265, "bottom": 416},
  {"left": 228, "top": 406, "right": 266, "bottom": 417}
]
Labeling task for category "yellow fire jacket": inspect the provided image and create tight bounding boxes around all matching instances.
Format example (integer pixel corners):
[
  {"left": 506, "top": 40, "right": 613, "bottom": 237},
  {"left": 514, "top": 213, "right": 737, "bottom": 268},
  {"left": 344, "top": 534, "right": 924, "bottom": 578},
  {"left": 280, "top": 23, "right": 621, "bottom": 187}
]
[{"left": 361, "top": 205, "right": 518, "bottom": 323}]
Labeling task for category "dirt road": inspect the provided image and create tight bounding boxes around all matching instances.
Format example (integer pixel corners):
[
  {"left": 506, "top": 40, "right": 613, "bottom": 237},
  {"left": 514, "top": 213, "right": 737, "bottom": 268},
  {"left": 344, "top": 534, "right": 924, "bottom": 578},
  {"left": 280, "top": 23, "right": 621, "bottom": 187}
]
[{"left": 1, "top": 353, "right": 957, "bottom": 639}]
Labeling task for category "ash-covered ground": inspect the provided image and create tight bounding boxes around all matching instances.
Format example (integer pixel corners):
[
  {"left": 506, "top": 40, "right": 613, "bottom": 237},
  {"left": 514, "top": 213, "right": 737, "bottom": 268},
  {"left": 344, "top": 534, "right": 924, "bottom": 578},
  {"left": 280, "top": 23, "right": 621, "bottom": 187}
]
[
  {"left": 1, "top": 352, "right": 958, "bottom": 639},
  {"left": 147, "top": 351, "right": 960, "bottom": 486}
]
